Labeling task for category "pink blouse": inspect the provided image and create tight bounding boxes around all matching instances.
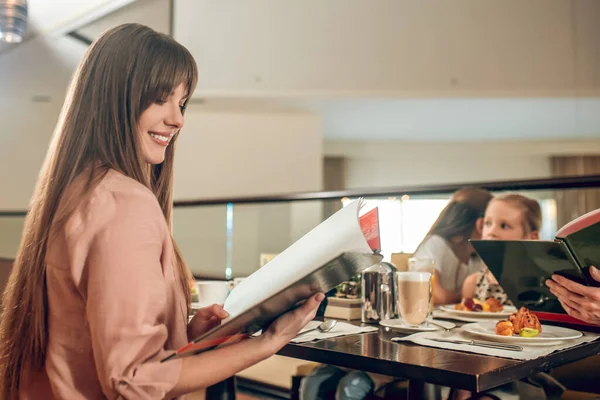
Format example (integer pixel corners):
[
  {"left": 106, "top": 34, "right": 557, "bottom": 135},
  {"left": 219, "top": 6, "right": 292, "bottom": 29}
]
[{"left": 21, "top": 170, "right": 188, "bottom": 399}]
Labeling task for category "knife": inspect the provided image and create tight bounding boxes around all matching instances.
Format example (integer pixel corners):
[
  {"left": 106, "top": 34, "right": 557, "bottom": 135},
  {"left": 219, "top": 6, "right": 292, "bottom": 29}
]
[{"left": 428, "top": 338, "right": 523, "bottom": 352}]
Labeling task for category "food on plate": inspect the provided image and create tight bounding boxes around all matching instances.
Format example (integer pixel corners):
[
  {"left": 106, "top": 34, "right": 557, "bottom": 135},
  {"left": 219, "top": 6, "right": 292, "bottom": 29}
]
[
  {"left": 509, "top": 306, "right": 542, "bottom": 334},
  {"left": 519, "top": 327, "right": 540, "bottom": 337},
  {"left": 495, "top": 306, "right": 542, "bottom": 337},
  {"left": 454, "top": 297, "right": 504, "bottom": 313},
  {"left": 495, "top": 320, "right": 514, "bottom": 336},
  {"left": 455, "top": 298, "right": 482, "bottom": 311},
  {"left": 484, "top": 297, "right": 503, "bottom": 312}
]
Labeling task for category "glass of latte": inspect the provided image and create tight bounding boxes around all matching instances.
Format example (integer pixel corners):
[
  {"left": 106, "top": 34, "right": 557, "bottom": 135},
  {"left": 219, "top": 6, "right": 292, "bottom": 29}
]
[{"left": 396, "top": 271, "right": 432, "bottom": 328}]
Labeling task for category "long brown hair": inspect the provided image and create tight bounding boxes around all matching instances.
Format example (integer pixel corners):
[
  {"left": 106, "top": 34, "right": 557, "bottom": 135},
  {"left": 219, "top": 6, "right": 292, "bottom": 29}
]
[
  {"left": 425, "top": 187, "right": 493, "bottom": 242},
  {"left": 0, "top": 23, "right": 197, "bottom": 398}
]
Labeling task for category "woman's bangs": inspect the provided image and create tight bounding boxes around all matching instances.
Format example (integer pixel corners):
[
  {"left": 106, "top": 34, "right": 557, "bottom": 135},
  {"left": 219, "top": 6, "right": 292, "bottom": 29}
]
[{"left": 143, "top": 39, "right": 198, "bottom": 107}]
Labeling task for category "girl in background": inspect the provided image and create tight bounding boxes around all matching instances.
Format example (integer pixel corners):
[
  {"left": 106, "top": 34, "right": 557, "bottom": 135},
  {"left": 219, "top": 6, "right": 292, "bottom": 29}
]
[
  {"left": 451, "top": 194, "right": 541, "bottom": 400},
  {"left": 462, "top": 194, "right": 542, "bottom": 303}
]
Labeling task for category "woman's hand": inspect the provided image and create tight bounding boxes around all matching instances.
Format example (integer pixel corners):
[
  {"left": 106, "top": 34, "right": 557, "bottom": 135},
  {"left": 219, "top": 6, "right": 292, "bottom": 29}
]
[
  {"left": 546, "top": 266, "right": 600, "bottom": 326},
  {"left": 260, "top": 292, "right": 325, "bottom": 352},
  {"left": 187, "top": 304, "right": 229, "bottom": 340}
]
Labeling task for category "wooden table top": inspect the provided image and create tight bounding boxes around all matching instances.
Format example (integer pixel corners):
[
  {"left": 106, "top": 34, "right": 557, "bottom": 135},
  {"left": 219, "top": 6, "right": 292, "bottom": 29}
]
[{"left": 278, "top": 323, "right": 600, "bottom": 392}]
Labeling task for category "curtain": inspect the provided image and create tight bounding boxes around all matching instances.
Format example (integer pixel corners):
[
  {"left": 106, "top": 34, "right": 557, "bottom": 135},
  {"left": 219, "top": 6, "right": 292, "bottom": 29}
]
[{"left": 551, "top": 156, "right": 600, "bottom": 228}]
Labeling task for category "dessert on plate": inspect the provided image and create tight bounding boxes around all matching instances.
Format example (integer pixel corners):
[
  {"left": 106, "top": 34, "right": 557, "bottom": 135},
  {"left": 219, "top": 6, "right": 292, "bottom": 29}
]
[
  {"left": 454, "top": 297, "right": 504, "bottom": 313},
  {"left": 495, "top": 306, "right": 542, "bottom": 337}
]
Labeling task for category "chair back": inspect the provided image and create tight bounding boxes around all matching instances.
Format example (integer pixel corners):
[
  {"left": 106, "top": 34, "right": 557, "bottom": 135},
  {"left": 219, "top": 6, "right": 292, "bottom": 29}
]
[{"left": 390, "top": 253, "right": 413, "bottom": 272}]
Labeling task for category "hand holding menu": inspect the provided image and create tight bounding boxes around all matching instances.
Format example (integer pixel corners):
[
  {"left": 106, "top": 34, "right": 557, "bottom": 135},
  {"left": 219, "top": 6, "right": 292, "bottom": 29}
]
[{"left": 163, "top": 199, "right": 382, "bottom": 361}]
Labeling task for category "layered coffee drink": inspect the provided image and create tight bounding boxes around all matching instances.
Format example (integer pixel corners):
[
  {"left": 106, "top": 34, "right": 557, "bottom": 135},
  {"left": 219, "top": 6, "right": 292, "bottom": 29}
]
[
  {"left": 408, "top": 257, "right": 435, "bottom": 313},
  {"left": 396, "top": 272, "right": 432, "bottom": 326}
]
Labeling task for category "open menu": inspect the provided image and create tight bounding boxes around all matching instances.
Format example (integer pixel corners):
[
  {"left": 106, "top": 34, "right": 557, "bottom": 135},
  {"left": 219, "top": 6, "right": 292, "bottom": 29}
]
[
  {"left": 163, "top": 199, "right": 382, "bottom": 361},
  {"left": 470, "top": 208, "right": 600, "bottom": 327}
]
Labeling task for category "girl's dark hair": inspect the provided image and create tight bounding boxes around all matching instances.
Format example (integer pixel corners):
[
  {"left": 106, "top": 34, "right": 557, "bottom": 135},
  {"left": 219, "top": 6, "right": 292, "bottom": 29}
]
[{"left": 425, "top": 187, "right": 493, "bottom": 242}]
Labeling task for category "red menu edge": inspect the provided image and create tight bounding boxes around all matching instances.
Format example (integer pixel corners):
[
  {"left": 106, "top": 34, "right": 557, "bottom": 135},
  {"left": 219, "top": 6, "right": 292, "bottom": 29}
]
[{"left": 359, "top": 207, "right": 381, "bottom": 252}]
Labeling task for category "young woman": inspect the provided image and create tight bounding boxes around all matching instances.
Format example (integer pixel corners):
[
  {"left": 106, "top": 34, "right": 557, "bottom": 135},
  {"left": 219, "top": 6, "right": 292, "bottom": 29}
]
[
  {"left": 413, "top": 188, "right": 493, "bottom": 305},
  {"left": 0, "top": 24, "right": 323, "bottom": 399},
  {"left": 462, "top": 194, "right": 542, "bottom": 303}
]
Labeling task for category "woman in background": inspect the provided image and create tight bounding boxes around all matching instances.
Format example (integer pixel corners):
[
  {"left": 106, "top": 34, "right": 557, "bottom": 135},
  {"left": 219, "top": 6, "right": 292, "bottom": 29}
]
[
  {"left": 462, "top": 194, "right": 542, "bottom": 303},
  {"left": 0, "top": 24, "right": 322, "bottom": 399},
  {"left": 413, "top": 188, "right": 493, "bottom": 305}
]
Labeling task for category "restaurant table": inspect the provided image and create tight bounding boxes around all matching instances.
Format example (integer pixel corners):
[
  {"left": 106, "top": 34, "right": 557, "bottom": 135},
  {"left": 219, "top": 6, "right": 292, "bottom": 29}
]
[{"left": 277, "top": 322, "right": 600, "bottom": 399}]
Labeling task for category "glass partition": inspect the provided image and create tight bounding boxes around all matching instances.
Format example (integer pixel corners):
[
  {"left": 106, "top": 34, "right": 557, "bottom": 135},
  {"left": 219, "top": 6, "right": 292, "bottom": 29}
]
[
  {"left": 0, "top": 177, "right": 598, "bottom": 281},
  {"left": 229, "top": 201, "right": 324, "bottom": 279},
  {"left": 173, "top": 205, "right": 228, "bottom": 280},
  {"left": 173, "top": 182, "right": 600, "bottom": 279},
  {"left": 341, "top": 191, "right": 558, "bottom": 260}
]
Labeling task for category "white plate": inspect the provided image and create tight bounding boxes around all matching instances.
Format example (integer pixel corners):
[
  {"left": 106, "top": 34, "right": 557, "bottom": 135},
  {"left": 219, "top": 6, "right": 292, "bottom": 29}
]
[
  {"left": 462, "top": 321, "right": 583, "bottom": 344},
  {"left": 380, "top": 319, "right": 456, "bottom": 332},
  {"left": 439, "top": 304, "right": 517, "bottom": 318}
]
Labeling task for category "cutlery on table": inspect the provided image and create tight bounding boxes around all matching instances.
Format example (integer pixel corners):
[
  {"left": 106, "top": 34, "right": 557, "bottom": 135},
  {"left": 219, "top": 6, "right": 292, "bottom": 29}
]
[
  {"left": 428, "top": 338, "right": 523, "bottom": 352},
  {"left": 296, "top": 320, "right": 337, "bottom": 337},
  {"left": 428, "top": 320, "right": 452, "bottom": 332}
]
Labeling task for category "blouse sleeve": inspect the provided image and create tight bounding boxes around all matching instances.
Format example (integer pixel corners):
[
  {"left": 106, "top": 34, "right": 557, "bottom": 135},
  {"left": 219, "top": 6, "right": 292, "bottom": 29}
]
[
  {"left": 414, "top": 235, "right": 450, "bottom": 274},
  {"left": 83, "top": 189, "right": 182, "bottom": 399},
  {"left": 414, "top": 235, "right": 459, "bottom": 292}
]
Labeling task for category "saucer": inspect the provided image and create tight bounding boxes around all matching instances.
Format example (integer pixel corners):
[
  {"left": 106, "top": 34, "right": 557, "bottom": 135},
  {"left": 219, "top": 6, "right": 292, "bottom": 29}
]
[
  {"left": 380, "top": 318, "right": 456, "bottom": 332},
  {"left": 462, "top": 321, "right": 582, "bottom": 345}
]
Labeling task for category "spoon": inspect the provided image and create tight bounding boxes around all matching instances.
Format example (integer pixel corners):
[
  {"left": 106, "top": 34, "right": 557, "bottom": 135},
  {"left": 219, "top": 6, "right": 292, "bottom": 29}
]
[
  {"left": 428, "top": 320, "right": 451, "bottom": 332},
  {"left": 296, "top": 320, "right": 337, "bottom": 336}
]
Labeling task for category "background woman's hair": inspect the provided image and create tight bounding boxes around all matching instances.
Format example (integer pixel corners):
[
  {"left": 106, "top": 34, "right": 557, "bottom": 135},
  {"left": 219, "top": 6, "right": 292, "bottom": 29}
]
[
  {"left": 426, "top": 187, "right": 493, "bottom": 242},
  {"left": 493, "top": 194, "right": 542, "bottom": 233},
  {"left": 0, "top": 23, "right": 197, "bottom": 398}
]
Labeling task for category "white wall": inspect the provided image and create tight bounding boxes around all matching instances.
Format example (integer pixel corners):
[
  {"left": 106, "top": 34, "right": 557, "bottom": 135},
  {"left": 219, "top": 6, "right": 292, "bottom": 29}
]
[
  {"left": 174, "top": 0, "right": 600, "bottom": 97},
  {"left": 174, "top": 106, "right": 323, "bottom": 199},
  {"left": 325, "top": 140, "right": 600, "bottom": 188},
  {"left": 0, "top": 36, "right": 87, "bottom": 210}
]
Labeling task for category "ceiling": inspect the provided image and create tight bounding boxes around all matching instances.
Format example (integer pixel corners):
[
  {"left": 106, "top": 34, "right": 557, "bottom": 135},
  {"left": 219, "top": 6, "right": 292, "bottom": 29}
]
[
  {"left": 0, "top": 0, "right": 135, "bottom": 54},
  {"left": 195, "top": 96, "right": 600, "bottom": 141},
  {"left": 287, "top": 97, "right": 600, "bottom": 141},
  {"left": 3, "top": 0, "right": 600, "bottom": 142}
]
